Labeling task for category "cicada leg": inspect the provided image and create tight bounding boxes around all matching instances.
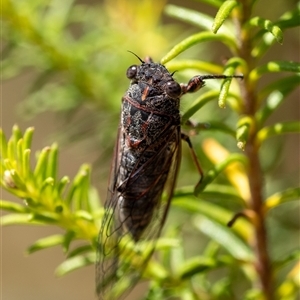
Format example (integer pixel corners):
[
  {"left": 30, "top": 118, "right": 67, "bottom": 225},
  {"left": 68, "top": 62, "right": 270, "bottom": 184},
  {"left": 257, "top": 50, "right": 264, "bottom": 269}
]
[{"left": 180, "top": 133, "right": 203, "bottom": 188}]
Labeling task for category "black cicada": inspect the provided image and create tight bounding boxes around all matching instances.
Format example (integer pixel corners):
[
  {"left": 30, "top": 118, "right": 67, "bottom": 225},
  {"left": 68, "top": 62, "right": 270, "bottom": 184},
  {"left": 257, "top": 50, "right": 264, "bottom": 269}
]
[{"left": 96, "top": 53, "right": 242, "bottom": 300}]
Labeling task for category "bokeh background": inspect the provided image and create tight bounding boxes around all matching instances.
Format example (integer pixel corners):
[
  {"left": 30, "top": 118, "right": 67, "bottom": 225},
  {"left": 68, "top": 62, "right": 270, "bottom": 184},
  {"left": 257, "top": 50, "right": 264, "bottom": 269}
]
[{"left": 1, "top": 0, "right": 299, "bottom": 299}]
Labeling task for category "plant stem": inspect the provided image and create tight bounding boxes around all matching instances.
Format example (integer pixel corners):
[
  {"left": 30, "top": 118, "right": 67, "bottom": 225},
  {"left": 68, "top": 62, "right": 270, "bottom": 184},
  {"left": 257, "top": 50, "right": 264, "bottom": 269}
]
[
  {"left": 245, "top": 138, "right": 273, "bottom": 299},
  {"left": 235, "top": 1, "right": 274, "bottom": 299}
]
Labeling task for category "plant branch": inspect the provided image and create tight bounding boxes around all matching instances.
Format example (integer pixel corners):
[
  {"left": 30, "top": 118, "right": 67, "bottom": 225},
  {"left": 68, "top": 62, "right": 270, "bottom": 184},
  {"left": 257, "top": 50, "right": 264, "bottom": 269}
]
[
  {"left": 245, "top": 136, "right": 273, "bottom": 299},
  {"left": 235, "top": 1, "right": 274, "bottom": 299}
]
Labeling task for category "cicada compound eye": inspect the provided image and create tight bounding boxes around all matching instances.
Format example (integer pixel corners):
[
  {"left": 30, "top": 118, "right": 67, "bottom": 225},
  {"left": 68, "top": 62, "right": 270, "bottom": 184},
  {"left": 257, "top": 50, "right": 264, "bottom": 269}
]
[
  {"left": 126, "top": 65, "right": 138, "bottom": 79},
  {"left": 165, "top": 81, "right": 181, "bottom": 98}
]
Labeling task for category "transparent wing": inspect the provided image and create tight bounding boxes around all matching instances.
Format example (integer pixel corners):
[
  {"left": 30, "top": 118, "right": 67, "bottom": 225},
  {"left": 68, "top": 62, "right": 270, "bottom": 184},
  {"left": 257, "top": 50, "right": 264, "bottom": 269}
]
[{"left": 96, "top": 125, "right": 181, "bottom": 300}]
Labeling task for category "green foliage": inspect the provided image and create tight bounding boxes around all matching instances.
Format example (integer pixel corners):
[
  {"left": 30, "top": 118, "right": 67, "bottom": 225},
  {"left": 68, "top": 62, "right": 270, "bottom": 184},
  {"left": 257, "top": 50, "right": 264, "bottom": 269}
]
[
  {"left": 1, "top": 0, "right": 300, "bottom": 300},
  {"left": 1, "top": 126, "right": 100, "bottom": 274},
  {"left": 2, "top": 0, "right": 172, "bottom": 105}
]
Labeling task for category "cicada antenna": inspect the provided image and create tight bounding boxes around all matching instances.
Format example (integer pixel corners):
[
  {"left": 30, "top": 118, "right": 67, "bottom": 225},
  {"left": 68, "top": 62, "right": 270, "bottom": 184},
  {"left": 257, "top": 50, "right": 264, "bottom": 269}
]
[{"left": 127, "top": 50, "right": 145, "bottom": 63}]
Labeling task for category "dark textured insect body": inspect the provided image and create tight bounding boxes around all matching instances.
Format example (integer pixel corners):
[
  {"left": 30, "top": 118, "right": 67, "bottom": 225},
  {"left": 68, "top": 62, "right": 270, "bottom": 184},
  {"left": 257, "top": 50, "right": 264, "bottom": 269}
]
[
  {"left": 96, "top": 55, "right": 242, "bottom": 300},
  {"left": 116, "top": 59, "right": 182, "bottom": 241}
]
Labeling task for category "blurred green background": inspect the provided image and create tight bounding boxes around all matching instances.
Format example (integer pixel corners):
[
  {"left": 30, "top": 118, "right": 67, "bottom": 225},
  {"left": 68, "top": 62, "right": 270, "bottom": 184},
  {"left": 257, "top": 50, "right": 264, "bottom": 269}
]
[{"left": 2, "top": 0, "right": 299, "bottom": 299}]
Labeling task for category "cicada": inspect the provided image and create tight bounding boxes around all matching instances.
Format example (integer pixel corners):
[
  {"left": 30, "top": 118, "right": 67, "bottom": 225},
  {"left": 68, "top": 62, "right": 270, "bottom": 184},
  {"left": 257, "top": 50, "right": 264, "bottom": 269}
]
[{"left": 96, "top": 53, "right": 242, "bottom": 299}]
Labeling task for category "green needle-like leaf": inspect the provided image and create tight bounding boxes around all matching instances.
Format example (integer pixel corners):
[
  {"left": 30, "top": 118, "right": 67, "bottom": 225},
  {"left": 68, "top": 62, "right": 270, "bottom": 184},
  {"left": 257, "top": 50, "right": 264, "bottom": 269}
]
[
  {"left": 249, "top": 61, "right": 300, "bottom": 83},
  {"left": 33, "top": 146, "right": 51, "bottom": 180},
  {"left": 257, "top": 122, "right": 300, "bottom": 143},
  {"left": 66, "top": 164, "right": 91, "bottom": 209},
  {"left": 27, "top": 234, "right": 65, "bottom": 254},
  {"left": 195, "top": 153, "right": 248, "bottom": 194},
  {"left": 251, "top": 6, "right": 299, "bottom": 58},
  {"left": 195, "top": 216, "right": 254, "bottom": 261},
  {"left": 165, "top": 59, "right": 223, "bottom": 74},
  {"left": 22, "top": 127, "right": 34, "bottom": 151},
  {"left": 174, "top": 184, "right": 244, "bottom": 204},
  {"left": 276, "top": 4, "right": 300, "bottom": 30},
  {"left": 63, "top": 231, "right": 76, "bottom": 253},
  {"left": 55, "top": 252, "right": 95, "bottom": 276},
  {"left": 17, "top": 138, "right": 24, "bottom": 172},
  {"left": 194, "top": 0, "right": 223, "bottom": 8},
  {"left": 57, "top": 176, "right": 70, "bottom": 195},
  {"left": 218, "top": 57, "right": 246, "bottom": 108},
  {"left": 12, "top": 125, "right": 22, "bottom": 143},
  {"left": 67, "top": 245, "right": 94, "bottom": 258},
  {"left": 249, "top": 16, "right": 283, "bottom": 44},
  {"left": 264, "top": 187, "right": 300, "bottom": 211},
  {"left": 161, "top": 32, "right": 237, "bottom": 64},
  {"left": 32, "top": 211, "right": 60, "bottom": 223},
  {"left": 274, "top": 249, "right": 300, "bottom": 270},
  {"left": 1, "top": 213, "right": 41, "bottom": 226},
  {"left": 256, "top": 75, "right": 300, "bottom": 125},
  {"left": 177, "top": 256, "right": 217, "bottom": 279},
  {"left": 212, "top": 0, "right": 238, "bottom": 33},
  {"left": 165, "top": 4, "right": 215, "bottom": 31},
  {"left": 40, "top": 177, "right": 55, "bottom": 198},
  {"left": 0, "top": 200, "right": 28, "bottom": 213},
  {"left": 182, "top": 90, "right": 220, "bottom": 124},
  {"left": 87, "top": 187, "right": 102, "bottom": 215},
  {"left": 173, "top": 197, "right": 251, "bottom": 241},
  {"left": 22, "top": 149, "right": 31, "bottom": 179},
  {"left": 236, "top": 116, "right": 254, "bottom": 150},
  {"left": 46, "top": 143, "right": 58, "bottom": 181},
  {"left": 218, "top": 76, "right": 240, "bottom": 109},
  {"left": 74, "top": 210, "right": 93, "bottom": 221},
  {"left": 7, "top": 138, "right": 15, "bottom": 163}
]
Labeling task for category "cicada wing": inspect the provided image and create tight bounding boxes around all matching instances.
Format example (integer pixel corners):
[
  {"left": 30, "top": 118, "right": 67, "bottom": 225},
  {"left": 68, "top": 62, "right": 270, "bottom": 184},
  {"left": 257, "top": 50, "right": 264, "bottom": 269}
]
[
  {"left": 155, "top": 139, "right": 181, "bottom": 236},
  {"left": 96, "top": 126, "right": 181, "bottom": 300},
  {"left": 96, "top": 124, "right": 123, "bottom": 299},
  {"left": 133, "top": 126, "right": 182, "bottom": 241}
]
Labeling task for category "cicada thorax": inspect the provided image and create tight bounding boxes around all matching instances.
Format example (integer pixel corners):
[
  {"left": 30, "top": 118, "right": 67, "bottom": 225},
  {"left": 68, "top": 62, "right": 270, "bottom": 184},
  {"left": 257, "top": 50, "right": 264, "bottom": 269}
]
[{"left": 117, "top": 62, "right": 181, "bottom": 241}]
